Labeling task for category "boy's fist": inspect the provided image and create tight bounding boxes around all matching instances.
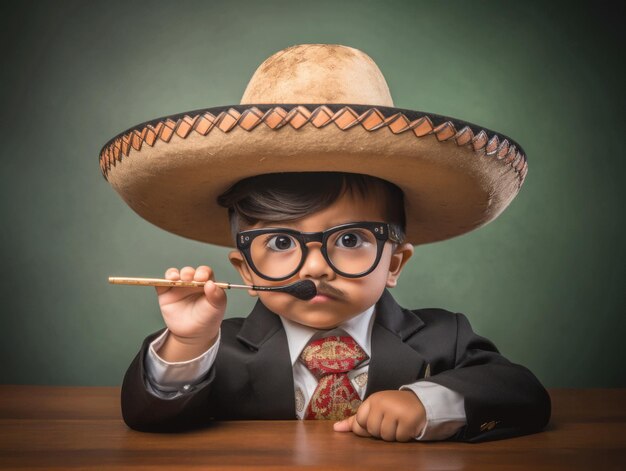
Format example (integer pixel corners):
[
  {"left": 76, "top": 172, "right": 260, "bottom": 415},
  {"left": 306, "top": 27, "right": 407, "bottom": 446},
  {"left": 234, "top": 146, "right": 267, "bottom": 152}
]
[
  {"left": 333, "top": 390, "right": 427, "bottom": 442},
  {"left": 155, "top": 265, "right": 226, "bottom": 361}
]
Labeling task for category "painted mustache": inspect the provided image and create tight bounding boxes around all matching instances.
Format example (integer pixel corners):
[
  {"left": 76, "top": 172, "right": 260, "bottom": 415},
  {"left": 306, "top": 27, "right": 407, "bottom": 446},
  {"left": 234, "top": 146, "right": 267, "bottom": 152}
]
[{"left": 315, "top": 281, "right": 345, "bottom": 299}]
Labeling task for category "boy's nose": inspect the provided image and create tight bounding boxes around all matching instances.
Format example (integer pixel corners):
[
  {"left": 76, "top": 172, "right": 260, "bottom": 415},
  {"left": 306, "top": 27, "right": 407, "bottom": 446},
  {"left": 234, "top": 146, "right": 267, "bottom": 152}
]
[{"left": 298, "top": 243, "right": 335, "bottom": 280}]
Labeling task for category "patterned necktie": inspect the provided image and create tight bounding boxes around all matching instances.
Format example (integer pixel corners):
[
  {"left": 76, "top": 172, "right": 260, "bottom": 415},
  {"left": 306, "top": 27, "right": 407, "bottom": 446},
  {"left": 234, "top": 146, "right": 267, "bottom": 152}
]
[{"left": 299, "top": 335, "right": 367, "bottom": 420}]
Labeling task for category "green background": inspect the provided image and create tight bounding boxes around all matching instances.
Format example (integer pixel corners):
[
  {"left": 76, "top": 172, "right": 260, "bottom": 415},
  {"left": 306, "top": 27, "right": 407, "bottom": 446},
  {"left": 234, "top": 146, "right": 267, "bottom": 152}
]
[{"left": 1, "top": 0, "right": 624, "bottom": 388}]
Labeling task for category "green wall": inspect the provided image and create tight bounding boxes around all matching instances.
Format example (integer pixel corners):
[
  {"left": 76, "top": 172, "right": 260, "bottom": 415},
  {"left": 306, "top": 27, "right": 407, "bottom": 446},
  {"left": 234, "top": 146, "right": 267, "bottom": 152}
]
[{"left": 1, "top": 0, "right": 624, "bottom": 387}]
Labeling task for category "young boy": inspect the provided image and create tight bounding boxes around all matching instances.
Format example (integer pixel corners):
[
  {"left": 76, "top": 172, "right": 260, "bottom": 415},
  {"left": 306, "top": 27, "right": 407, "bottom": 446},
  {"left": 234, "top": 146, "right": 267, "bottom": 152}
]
[{"left": 102, "top": 44, "right": 550, "bottom": 442}]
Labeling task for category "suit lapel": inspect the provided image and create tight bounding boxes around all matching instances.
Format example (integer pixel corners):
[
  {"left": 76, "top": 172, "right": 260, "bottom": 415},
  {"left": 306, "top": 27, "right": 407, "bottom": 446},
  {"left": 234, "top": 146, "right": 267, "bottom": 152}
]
[
  {"left": 236, "top": 300, "right": 296, "bottom": 419},
  {"left": 365, "top": 290, "right": 428, "bottom": 397}
]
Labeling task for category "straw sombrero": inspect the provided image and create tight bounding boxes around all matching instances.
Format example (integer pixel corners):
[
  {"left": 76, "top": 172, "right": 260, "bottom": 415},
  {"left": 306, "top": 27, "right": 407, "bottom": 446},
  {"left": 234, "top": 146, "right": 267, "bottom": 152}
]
[{"left": 99, "top": 43, "right": 527, "bottom": 247}]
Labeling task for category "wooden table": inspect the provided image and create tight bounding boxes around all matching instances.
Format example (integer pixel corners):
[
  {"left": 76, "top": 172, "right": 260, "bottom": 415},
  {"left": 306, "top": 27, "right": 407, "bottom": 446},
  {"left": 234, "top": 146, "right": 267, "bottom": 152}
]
[{"left": 0, "top": 386, "right": 624, "bottom": 470}]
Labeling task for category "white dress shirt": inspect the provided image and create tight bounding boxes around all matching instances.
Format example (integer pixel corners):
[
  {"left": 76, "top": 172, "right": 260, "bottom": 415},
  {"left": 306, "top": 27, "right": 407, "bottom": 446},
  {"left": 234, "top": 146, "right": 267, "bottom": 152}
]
[{"left": 144, "top": 306, "right": 467, "bottom": 440}]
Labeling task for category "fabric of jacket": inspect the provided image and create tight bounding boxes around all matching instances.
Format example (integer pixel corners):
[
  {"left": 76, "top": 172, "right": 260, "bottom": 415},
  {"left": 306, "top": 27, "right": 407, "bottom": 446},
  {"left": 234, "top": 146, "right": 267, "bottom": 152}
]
[{"left": 121, "top": 289, "right": 551, "bottom": 442}]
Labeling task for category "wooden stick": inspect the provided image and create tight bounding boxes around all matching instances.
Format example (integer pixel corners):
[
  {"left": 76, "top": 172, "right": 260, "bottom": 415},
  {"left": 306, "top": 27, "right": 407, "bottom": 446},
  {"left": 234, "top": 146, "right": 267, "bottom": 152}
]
[{"left": 108, "top": 276, "right": 250, "bottom": 290}]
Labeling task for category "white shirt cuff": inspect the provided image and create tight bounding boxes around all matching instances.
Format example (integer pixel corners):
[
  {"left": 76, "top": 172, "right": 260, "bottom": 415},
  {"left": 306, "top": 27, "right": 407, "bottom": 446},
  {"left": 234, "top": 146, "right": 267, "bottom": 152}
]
[
  {"left": 400, "top": 380, "right": 467, "bottom": 441},
  {"left": 144, "top": 329, "right": 220, "bottom": 393}
]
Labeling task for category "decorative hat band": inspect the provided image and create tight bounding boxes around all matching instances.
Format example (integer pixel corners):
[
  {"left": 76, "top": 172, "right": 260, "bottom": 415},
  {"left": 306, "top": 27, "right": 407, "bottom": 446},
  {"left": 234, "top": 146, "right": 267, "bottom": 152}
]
[{"left": 100, "top": 103, "right": 527, "bottom": 185}]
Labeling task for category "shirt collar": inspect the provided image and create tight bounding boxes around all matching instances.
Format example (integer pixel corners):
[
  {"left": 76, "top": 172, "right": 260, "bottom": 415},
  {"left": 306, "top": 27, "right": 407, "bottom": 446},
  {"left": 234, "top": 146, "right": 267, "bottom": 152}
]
[{"left": 279, "top": 305, "right": 376, "bottom": 366}]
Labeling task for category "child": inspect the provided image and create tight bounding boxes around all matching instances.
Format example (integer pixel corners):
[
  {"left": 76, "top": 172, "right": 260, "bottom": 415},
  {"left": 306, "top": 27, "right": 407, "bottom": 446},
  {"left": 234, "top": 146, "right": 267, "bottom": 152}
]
[{"left": 102, "top": 44, "right": 550, "bottom": 442}]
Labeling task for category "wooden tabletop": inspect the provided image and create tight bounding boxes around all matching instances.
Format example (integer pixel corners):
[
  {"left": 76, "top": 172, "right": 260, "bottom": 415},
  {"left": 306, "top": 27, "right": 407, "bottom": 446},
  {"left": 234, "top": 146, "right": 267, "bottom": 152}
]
[{"left": 0, "top": 386, "right": 624, "bottom": 470}]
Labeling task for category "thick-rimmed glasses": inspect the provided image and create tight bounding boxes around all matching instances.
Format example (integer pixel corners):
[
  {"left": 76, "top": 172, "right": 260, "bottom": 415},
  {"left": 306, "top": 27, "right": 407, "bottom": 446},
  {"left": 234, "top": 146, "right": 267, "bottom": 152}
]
[{"left": 236, "top": 221, "right": 402, "bottom": 281}]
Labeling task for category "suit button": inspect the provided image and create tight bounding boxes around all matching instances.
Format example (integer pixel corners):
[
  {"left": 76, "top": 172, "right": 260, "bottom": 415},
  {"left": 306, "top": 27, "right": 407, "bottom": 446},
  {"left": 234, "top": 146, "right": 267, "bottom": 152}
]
[{"left": 480, "top": 420, "right": 498, "bottom": 432}]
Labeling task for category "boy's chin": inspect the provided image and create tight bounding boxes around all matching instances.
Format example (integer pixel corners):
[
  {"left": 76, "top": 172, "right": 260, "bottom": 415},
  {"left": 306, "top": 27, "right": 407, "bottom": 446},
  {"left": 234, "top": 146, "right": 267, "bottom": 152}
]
[
  {"left": 259, "top": 294, "right": 367, "bottom": 329},
  {"left": 298, "top": 321, "right": 341, "bottom": 330}
]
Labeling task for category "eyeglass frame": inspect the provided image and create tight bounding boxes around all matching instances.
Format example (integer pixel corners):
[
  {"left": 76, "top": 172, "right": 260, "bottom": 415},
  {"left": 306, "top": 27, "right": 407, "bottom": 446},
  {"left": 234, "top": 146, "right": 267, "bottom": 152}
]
[{"left": 236, "top": 221, "right": 403, "bottom": 282}]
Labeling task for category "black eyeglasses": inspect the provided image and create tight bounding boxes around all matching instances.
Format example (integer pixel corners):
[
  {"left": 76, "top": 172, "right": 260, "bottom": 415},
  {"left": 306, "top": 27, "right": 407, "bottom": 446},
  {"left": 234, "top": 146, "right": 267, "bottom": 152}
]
[{"left": 236, "top": 221, "right": 402, "bottom": 281}]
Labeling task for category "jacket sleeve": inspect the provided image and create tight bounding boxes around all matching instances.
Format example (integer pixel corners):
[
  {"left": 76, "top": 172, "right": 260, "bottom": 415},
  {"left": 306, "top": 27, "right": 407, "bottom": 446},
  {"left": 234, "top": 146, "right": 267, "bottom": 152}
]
[
  {"left": 120, "top": 329, "right": 219, "bottom": 432},
  {"left": 422, "top": 312, "right": 551, "bottom": 442}
]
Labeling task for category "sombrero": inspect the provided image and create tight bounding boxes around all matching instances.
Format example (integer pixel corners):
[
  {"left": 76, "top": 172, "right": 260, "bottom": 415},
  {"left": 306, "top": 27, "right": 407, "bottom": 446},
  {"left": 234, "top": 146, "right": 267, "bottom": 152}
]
[{"left": 99, "top": 43, "right": 528, "bottom": 247}]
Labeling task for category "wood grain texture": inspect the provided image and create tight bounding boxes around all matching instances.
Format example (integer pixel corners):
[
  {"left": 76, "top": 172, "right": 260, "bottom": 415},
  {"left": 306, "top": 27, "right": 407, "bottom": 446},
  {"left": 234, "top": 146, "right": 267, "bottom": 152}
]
[{"left": 0, "top": 386, "right": 624, "bottom": 470}]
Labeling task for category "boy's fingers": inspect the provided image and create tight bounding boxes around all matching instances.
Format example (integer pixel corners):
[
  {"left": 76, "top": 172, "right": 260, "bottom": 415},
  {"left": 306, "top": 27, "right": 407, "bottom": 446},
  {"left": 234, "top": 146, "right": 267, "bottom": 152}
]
[
  {"left": 349, "top": 401, "right": 372, "bottom": 437},
  {"left": 194, "top": 265, "right": 214, "bottom": 282},
  {"left": 165, "top": 268, "right": 180, "bottom": 280},
  {"left": 366, "top": 412, "right": 384, "bottom": 438},
  {"left": 157, "top": 268, "right": 180, "bottom": 295},
  {"left": 203, "top": 280, "right": 228, "bottom": 309},
  {"left": 350, "top": 417, "right": 372, "bottom": 437},
  {"left": 379, "top": 416, "right": 399, "bottom": 442},
  {"left": 334, "top": 407, "right": 375, "bottom": 437},
  {"left": 180, "top": 266, "right": 196, "bottom": 281},
  {"left": 394, "top": 420, "right": 416, "bottom": 442},
  {"left": 333, "top": 416, "right": 353, "bottom": 432},
  {"left": 334, "top": 415, "right": 371, "bottom": 436},
  {"left": 355, "top": 400, "right": 371, "bottom": 430}
]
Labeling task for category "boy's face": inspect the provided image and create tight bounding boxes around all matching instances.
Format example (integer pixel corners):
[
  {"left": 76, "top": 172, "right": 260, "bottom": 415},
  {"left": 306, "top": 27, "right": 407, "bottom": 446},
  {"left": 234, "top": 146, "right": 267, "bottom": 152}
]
[{"left": 229, "top": 190, "right": 414, "bottom": 330}]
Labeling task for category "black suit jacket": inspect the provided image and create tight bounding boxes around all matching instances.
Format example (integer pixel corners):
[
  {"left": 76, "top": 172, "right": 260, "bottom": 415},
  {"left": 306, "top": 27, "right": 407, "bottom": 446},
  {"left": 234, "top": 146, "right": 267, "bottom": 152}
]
[{"left": 121, "top": 290, "right": 551, "bottom": 442}]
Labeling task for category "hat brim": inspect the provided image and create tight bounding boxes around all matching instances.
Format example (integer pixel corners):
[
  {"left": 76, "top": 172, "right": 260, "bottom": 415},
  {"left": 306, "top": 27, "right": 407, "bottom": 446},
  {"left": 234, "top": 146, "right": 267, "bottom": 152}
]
[{"left": 100, "top": 103, "right": 527, "bottom": 247}]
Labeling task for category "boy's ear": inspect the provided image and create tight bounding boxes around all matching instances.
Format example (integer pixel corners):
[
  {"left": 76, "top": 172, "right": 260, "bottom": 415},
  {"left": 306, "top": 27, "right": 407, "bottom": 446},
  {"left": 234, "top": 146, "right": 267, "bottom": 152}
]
[
  {"left": 386, "top": 243, "right": 414, "bottom": 288},
  {"left": 228, "top": 250, "right": 258, "bottom": 297}
]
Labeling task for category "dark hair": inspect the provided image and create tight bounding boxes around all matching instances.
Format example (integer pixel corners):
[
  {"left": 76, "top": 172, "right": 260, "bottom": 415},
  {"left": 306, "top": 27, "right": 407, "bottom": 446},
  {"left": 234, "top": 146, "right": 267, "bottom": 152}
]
[{"left": 217, "top": 172, "right": 406, "bottom": 242}]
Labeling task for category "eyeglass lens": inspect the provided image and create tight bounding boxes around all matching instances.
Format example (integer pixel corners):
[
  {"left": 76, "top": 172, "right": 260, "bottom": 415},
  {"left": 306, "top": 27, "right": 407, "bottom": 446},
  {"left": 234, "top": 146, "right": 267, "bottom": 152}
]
[{"left": 249, "top": 227, "right": 379, "bottom": 279}]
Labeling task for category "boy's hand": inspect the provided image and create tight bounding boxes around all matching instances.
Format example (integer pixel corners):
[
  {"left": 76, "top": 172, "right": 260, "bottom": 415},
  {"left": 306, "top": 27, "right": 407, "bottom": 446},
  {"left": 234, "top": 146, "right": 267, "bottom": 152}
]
[
  {"left": 155, "top": 265, "right": 226, "bottom": 361},
  {"left": 333, "top": 390, "right": 427, "bottom": 442}
]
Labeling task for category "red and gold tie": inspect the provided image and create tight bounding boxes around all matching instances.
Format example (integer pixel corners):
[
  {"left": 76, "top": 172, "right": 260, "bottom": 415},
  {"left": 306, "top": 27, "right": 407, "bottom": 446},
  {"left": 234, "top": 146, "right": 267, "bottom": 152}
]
[{"left": 299, "top": 335, "right": 367, "bottom": 420}]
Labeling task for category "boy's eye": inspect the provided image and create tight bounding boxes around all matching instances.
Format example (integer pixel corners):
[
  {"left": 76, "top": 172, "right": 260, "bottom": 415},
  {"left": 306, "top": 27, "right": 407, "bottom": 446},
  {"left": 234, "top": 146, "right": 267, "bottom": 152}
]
[
  {"left": 266, "top": 234, "right": 296, "bottom": 251},
  {"left": 335, "top": 231, "right": 365, "bottom": 249}
]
